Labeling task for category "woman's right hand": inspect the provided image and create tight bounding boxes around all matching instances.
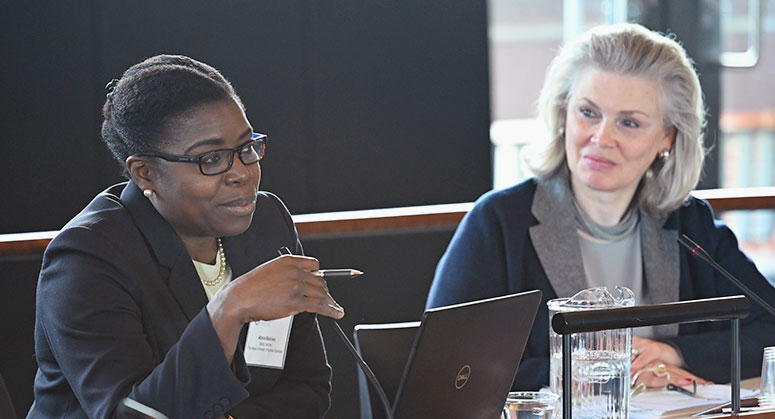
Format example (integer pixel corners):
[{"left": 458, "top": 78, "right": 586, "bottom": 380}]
[
  {"left": 207, "top": 255, "right": 344, "bottom": 362},
  {"left": 228, "top": 254, "right": 345, "bottom": 323}
]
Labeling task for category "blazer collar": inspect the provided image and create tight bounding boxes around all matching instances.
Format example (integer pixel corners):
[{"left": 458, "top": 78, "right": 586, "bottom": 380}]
[
  {"left": 528, "top": 175, "right": 680, "bottom": 338},
  {"left": 640, "top": 211, "right": 680, "bottom": 337},
  {"left": 120, "top": 181, "right": 208, "bottom": 321},
  {"left": 529, "top": 175, "right": 588, "bottom": 299},
  {"left": 221, "top": 236, "right": 253, "bottom": 279}
]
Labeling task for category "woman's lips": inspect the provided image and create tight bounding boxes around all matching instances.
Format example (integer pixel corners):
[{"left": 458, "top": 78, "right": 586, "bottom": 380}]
[
  {"left": 583, "top": 154, "right": 616, "bottom": 170},
  {"left": 221, "top": 196, "right": 257, "bottom": 216}
]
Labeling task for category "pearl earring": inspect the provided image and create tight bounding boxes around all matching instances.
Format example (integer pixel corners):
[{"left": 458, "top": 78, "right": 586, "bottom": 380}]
[
  {"left": 659, "top": 149, "right": 671, "bottom": 160},
  {"left": 143, "top": 189, "right": 154, "bottom": 198}
]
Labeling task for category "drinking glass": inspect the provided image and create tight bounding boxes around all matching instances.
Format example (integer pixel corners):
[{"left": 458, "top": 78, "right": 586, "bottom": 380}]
[
  {"left": 760, "top": 346, "right": 775, "bottom": 408},
  {"left": 501, "top": 391, "right": 560, "bottom": 419}
]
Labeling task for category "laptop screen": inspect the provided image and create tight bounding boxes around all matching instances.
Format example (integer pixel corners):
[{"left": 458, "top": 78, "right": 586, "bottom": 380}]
[{"left": 391, "top": 290, "right": 542, "bottom": 419}]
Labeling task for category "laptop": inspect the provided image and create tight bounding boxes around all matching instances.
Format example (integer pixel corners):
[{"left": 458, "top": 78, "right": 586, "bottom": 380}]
[{"left": 355, "top": 289, "right": 542, "bottom": 419}]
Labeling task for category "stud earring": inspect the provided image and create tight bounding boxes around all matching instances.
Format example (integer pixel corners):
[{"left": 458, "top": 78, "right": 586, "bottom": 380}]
[
  {"left": 659, "top": 149, "right": 671, "bottom": 160},
  {"left": 143, "top": 189, "right": 154, "bottom": 198}
]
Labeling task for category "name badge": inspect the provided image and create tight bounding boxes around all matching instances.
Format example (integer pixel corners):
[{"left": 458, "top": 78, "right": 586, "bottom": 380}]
[{"left": 244, "top": 315, "right": 294, "bottom": 369}]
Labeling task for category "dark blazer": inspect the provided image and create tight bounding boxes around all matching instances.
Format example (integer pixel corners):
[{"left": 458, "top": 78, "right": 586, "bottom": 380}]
[
  {"left": 426, "top": 178, "right": 775, "bottom": 390},
  {"left": 28, "top": 181, "right": 331, "bottom": 419}
]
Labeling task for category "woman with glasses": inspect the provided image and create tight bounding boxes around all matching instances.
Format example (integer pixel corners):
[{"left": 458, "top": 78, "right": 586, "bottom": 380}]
[
  {"left": 28, "top": 55, "right": 344, "bottom": 418},
  {"left": 426, "top": 23, "right": 775, "bottom": 392}
]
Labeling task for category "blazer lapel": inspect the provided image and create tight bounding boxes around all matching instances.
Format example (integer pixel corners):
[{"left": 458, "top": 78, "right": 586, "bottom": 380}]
[
  {"left": 529, "top": 176, "right": 588, "bottom": 298},
  {"left": 120, "top": 181, "right": 208, "bottom": 321},
  {"left": 640, "top": 212, "right": 680, "bottom": 337},
  {"left": 222, "top": 236, "right": 253, "bottom": 279}
]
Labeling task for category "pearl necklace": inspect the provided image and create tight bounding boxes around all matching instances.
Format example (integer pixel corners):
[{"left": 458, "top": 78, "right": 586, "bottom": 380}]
[{"left": 201, "top": 238, "right": 227, "bottom": 287}]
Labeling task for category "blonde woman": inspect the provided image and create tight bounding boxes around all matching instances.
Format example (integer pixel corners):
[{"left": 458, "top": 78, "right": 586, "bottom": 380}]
[{"left": 426, "top": 23, "right": 775, "bottom": 391}]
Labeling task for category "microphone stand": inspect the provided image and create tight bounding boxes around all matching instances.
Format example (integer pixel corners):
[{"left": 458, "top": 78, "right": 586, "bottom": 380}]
[
  {"left": 678, "top": 234, "right": 775, "bottom": 318},
  {"left": 328, "top": 318, "right": 395, "bottom": 419},
  {"left": 276, "top": 247, "right": 394, "bottom": 419},
  {"left": 678, "top": 234, "right": 775, "bottom": 414}
]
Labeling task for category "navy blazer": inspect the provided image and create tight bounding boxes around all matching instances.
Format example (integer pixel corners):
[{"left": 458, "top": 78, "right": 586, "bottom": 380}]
[
  {"left": 427, "top": 179, "right": 775, "bottom": 390},
  {"left": 28, "top": 181, "right": 331, "bottom": 418}
]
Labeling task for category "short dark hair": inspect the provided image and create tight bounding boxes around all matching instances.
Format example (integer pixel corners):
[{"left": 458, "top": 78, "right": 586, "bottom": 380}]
[{"left": 101, "top": 54, "right": 244, "bottom": 176}]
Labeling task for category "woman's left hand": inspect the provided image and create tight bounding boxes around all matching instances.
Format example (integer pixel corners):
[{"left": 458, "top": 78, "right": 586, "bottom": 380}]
[{"left": 631, "top": 336, "right": 683, "bottom": 373}]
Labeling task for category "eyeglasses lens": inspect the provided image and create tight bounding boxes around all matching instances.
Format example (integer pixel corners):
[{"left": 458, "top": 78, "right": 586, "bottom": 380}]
[
  {"left": 199, "top": 139, "right": 265, "bottom": 175},
  {"left": 199, "top": 151, "right": 229, "bottom": 175},
  {"left": 240, "top": 141, "right": 264, "bottom": 164}
]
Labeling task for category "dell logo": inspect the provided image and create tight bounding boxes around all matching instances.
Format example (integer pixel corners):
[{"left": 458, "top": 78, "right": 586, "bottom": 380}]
[{"left": 455, "top": 365, "right": 471, "bottom": 389}]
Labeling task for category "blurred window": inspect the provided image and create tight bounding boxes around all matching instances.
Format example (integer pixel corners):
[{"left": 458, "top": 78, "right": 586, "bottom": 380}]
[{"left": 718, "top": 0, "right": 775, "bottom": 283}]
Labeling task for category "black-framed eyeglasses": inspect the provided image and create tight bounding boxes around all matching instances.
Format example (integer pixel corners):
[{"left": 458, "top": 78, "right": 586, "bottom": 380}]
[{"left": 135, "top": 133, "right": 267, "bottom": 176}]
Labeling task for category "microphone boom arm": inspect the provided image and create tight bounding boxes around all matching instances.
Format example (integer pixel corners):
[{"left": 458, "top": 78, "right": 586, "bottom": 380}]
[{"left": 678, "top": 234, "right": 775, "bottom": 319}]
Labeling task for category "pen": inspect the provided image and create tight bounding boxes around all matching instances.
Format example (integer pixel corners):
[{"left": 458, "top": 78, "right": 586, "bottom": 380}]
[
  {"left": 314, "top": 269, "right": 364, "bottom": 279},
  {"left": 277, "top": 247, "right": 363, "bottom": 279},
  {"left": 667, "top": 382, "right": 697, "bottom": 398},
  {"left": 690, "top": 397, "right": 760, "bottom": 416}
]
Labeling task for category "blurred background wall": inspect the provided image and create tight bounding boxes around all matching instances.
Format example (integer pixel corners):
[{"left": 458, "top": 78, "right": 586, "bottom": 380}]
[{"left": 0, "top": 1, "right": 492, "bottom": 233}]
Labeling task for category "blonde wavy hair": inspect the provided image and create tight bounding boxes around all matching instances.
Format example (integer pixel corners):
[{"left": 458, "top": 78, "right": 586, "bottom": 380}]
[{"left": 527, "top": 23, "right": 706, "bottom": 218}]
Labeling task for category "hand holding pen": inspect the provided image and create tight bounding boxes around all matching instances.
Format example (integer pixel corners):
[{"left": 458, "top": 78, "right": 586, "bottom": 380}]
[
  {"left": 212, "top": 248, "right": 346, "bottom": 324},
  {"left": 206, "top": 246, "right": 346, "bottom": 364}
]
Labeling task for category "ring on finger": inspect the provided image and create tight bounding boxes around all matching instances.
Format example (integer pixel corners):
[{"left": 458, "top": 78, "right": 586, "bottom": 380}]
[{"left": 632, "top": 363, "right": 667, "bottom": 387}]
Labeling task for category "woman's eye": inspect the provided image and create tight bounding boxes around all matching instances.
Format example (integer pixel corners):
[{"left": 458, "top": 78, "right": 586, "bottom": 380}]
[
  {"left": 622, "top": 119, "right": 640, "bottom": 128},
  {"left": 580, "top": 107, "right": 596, "bottom": 118},
  {"left": 201, "top": 153, "right": 222, "bottom": 165}
]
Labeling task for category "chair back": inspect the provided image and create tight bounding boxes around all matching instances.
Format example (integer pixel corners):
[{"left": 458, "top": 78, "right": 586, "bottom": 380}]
[
  {"left": 0, "top": 373, "right": 17, "bottom": 419},
  {"left": 353, "top": 322, "right": 420, "bottom": 419}
]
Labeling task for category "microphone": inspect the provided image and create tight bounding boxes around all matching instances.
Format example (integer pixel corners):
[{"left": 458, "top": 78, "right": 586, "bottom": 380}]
[
  {"left": 328, "top": 319, "right": 394, "bottom": 419},
  {"left": 678, "top": 234, "right": 775, "bottom": 318},
  {"left": 277, "top": 247, "right": 394, "bottom": 419}
]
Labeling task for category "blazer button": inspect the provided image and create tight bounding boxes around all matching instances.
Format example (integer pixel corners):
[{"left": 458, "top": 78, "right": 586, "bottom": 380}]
[
  {"left": 220, "top": 397, "right": 231, "bottom": 405},
  {"left": 213, "top": 403, "right": 224, "bottom": 414}
]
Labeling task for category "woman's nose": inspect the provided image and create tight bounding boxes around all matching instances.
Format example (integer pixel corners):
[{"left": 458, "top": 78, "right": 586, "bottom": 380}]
[
  {"left": 225, "top": 154, "right": 253, "bottom": 184},
  {"left": 591, "top": 120, "right": 616, "bottom": 148}
]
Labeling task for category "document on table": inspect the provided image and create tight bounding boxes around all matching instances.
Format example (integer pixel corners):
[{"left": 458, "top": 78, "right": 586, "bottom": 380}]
[{"left": 630, "top": 384, "right": 758, "bottom": 418}]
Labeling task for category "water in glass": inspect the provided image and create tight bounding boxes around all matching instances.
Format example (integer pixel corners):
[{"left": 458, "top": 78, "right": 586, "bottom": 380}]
[{"left": 548, "top": 287, "right": 634, "bottom": 419}]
